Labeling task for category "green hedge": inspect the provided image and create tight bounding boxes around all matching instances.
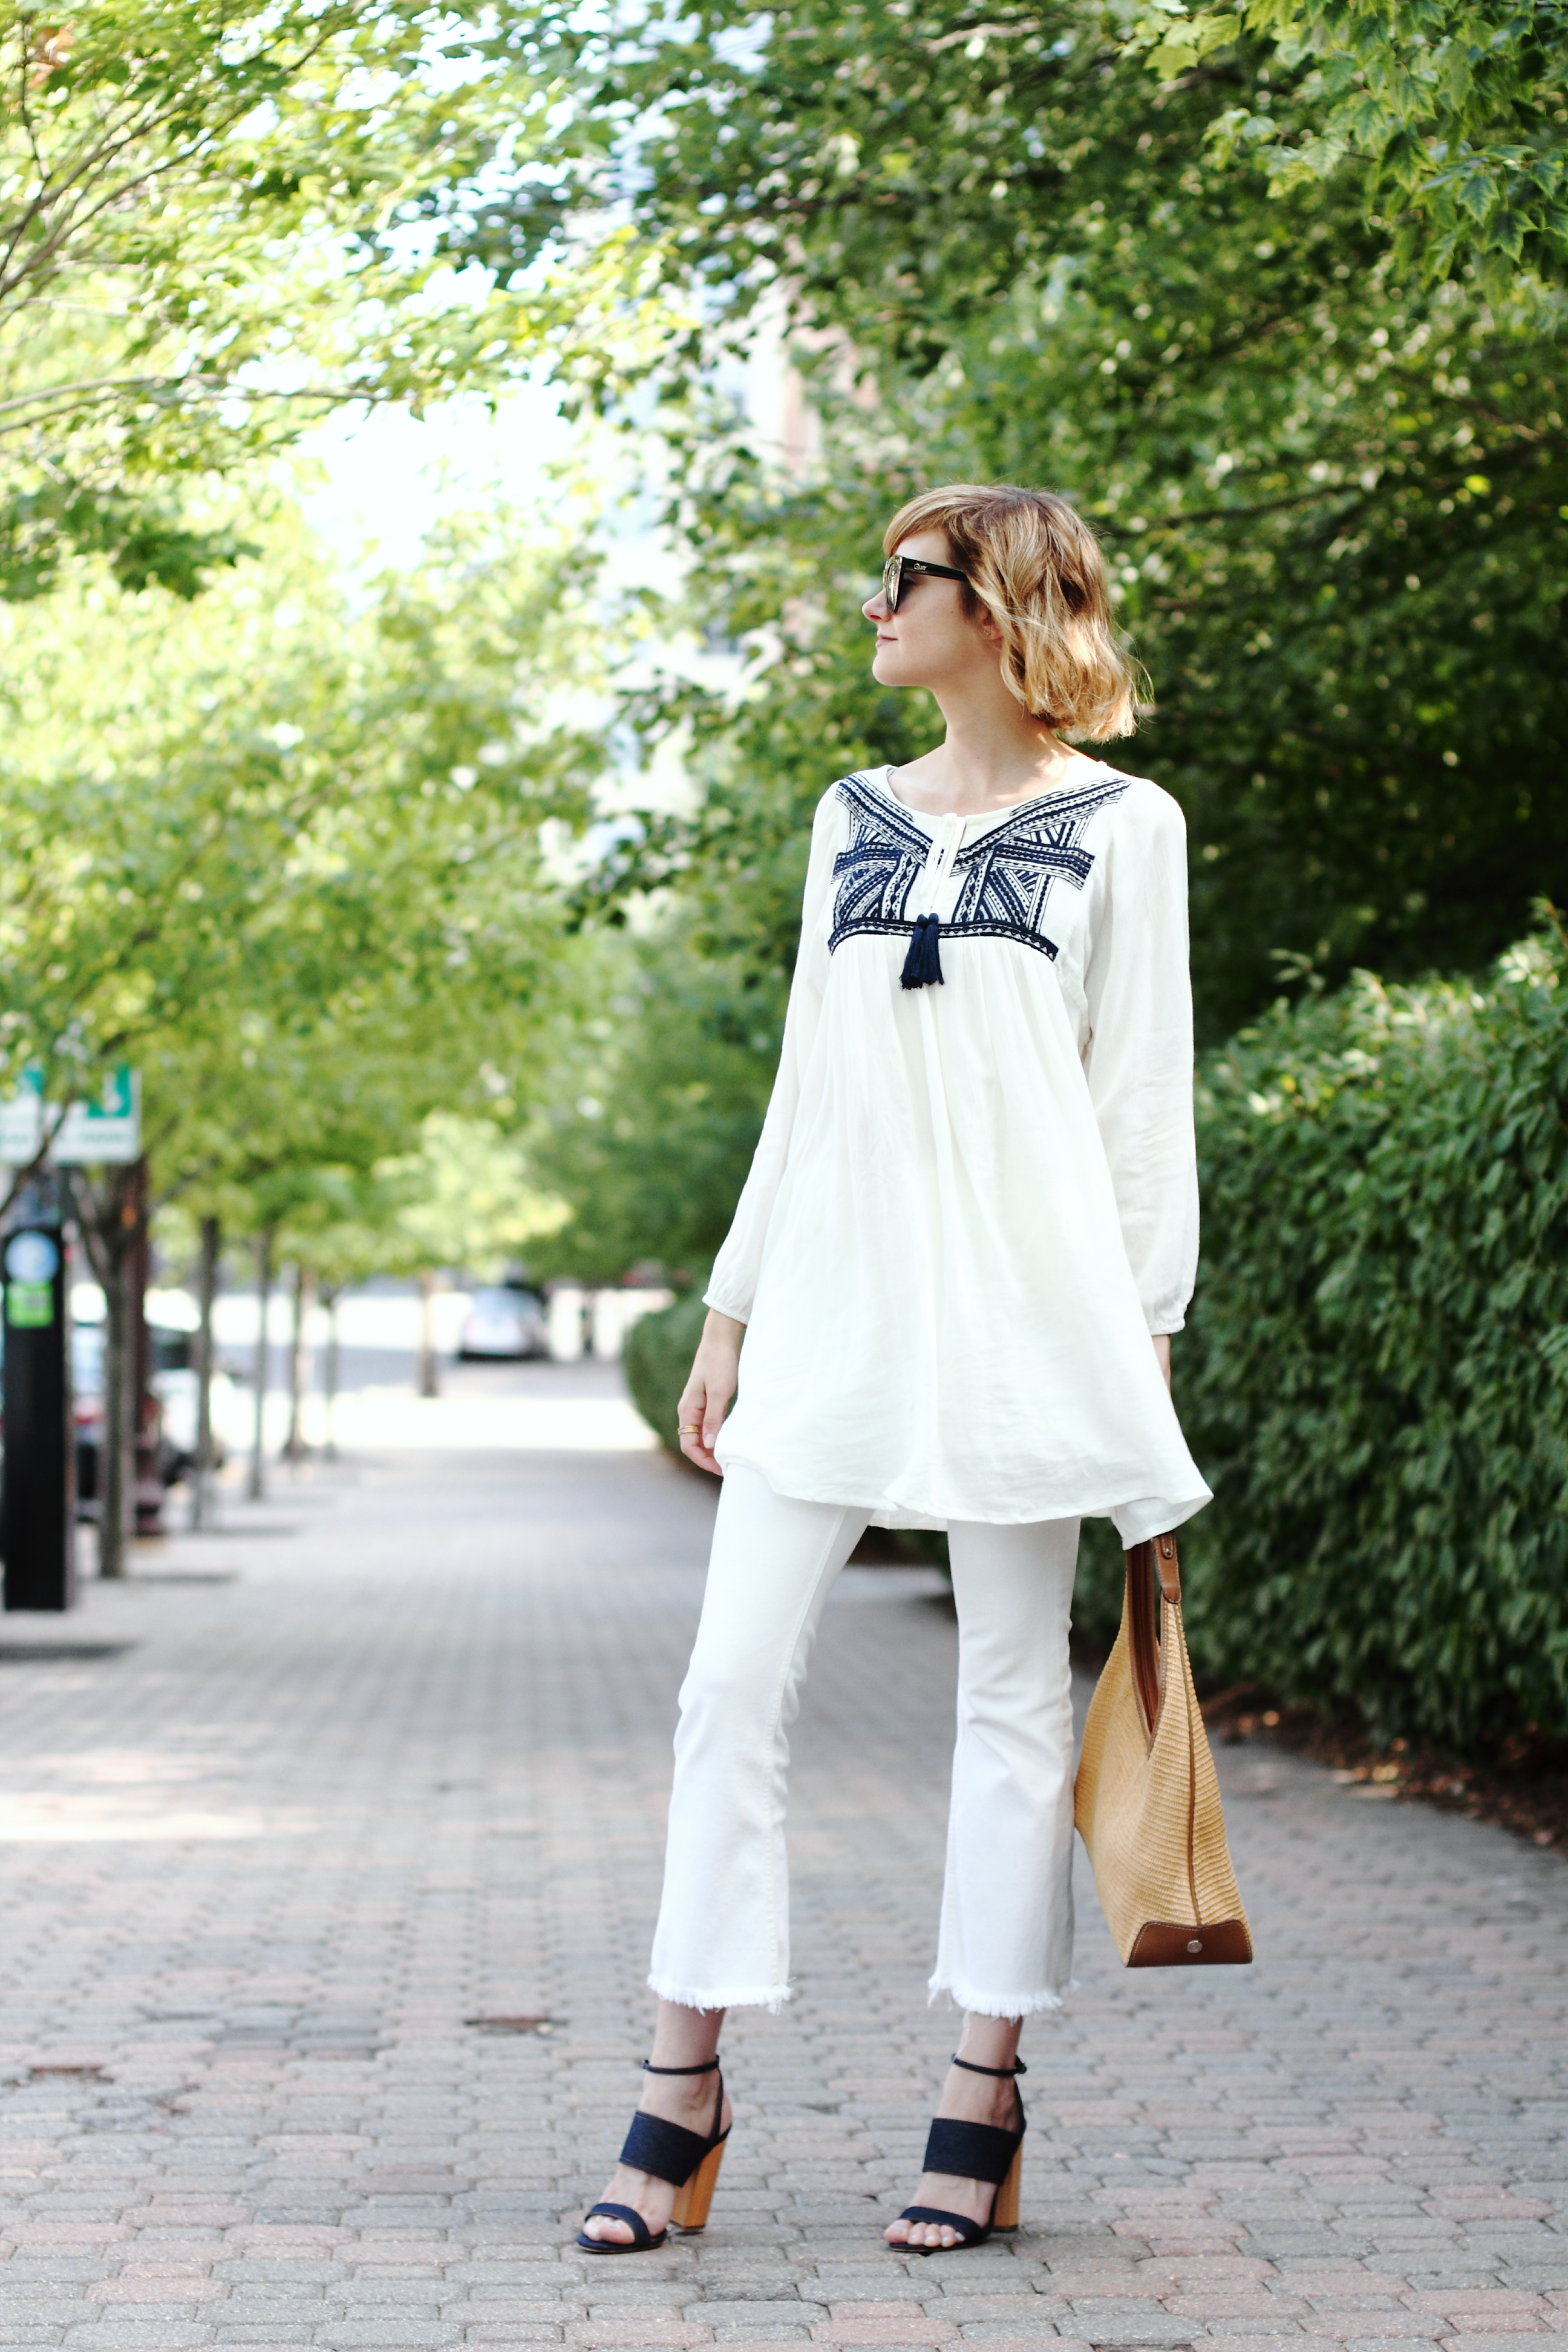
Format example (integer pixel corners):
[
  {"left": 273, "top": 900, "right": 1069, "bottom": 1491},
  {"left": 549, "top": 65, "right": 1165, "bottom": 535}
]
[
  {"left": 623, "top": 1291, "right": 710, "bottom": 1454},
  {"left": 623, "top": 940, "right": 1568, "bottom": 1751},
  {"left": 1178, "top": 927, "right": 1568, "bottom": 1748}
]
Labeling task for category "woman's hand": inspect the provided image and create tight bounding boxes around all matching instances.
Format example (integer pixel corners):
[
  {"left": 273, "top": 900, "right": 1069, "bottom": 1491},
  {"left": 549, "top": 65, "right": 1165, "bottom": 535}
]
[
  {"left": 678, "top": 1310, "right": 745, "bottom": 1475},
  {"left": 1153, "top": 1333, "right": 1171, "bottom": 1391}
]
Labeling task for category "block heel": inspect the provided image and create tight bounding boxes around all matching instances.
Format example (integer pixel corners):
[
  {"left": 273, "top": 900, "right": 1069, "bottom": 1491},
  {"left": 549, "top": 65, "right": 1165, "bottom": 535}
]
[
  {"left": 991, "top": 2141, "right": 1022, "bottom": 2233},
  {"left": 668, "top": 2131, "right": 728, "bottom": 2230},
  {"left": 579, "top": 2057, "right": 731, "bottom": 2255},
  {"left": 895, "top": 2054, "right": 1027, "bottom": 2253}
]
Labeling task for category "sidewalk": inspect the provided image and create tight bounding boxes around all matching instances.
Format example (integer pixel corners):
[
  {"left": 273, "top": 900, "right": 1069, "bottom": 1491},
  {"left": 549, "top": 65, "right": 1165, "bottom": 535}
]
[{"left": 0, "top": 1409, "right": 1563, "bottom": 2351}]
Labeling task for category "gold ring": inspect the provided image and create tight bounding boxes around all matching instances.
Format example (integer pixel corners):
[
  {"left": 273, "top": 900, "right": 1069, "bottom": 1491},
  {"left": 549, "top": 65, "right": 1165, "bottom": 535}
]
[{"left": 678, "top": 1423, "right": 701, "bottom": 1437}]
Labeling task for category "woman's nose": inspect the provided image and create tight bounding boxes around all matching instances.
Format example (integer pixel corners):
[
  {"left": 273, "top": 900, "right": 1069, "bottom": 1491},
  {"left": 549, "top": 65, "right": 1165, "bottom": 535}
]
[{"left": 863, "top": 592, "right": 889, "bottom": 621}]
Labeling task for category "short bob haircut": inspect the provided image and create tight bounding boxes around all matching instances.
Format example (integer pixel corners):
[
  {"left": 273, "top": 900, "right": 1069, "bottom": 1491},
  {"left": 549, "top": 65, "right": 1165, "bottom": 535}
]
[{"left": 883, "top": 483, "right": 1143, "bottom": 742}]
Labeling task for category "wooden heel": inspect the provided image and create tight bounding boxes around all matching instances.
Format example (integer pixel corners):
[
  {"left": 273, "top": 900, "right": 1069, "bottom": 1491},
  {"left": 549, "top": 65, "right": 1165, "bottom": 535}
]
[
  {"left": 991, "top": 2144, "right": 1022, "bottom": 2232},
  {"left": 669, "top": 2133, "right": 728, "bottom": 2232}
]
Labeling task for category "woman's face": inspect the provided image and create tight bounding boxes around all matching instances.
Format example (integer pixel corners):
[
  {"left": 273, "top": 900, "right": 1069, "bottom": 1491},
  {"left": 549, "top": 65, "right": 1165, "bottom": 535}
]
[{"left": 863, "top": 528, "right": 995, "bottom": 694}]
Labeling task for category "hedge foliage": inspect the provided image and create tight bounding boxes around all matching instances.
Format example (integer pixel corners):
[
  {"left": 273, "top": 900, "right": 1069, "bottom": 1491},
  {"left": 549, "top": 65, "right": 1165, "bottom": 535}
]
[
  {"left": 623, "top": 1290, "right": 709, "bottom": 1456},
  {"left": 1177, "top": 926, "right": 1568, "bottom": 1748},
  {"left": 622, "top": 935, "right": 1568, "bottom": 1751}
]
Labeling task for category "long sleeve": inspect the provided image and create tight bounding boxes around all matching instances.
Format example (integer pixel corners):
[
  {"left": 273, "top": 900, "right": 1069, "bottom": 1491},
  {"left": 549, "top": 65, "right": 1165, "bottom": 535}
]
[
  {"left": 1081, "top": 789, "right": 1199, "bottom": 1334},
  {"left": 704, "top": 789, "right": 841, "bottom": 1324}
]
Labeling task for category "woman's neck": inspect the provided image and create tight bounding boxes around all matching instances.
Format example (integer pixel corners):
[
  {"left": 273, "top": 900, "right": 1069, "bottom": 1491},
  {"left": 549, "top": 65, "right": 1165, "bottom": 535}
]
[{"left": 893, "top": 688, "right": 1101, "bottom": 816}]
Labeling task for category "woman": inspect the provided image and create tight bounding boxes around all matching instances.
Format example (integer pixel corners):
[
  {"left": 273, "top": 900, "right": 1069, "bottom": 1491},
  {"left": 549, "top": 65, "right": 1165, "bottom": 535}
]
[{"left": 580, "top": 482, "right": 1209, "bottom": 2258}]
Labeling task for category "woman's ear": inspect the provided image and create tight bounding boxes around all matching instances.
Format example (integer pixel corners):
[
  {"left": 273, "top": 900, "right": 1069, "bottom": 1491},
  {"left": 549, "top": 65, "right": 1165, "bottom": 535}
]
[{"left": 973, "top": 602, "right": 1005, "bottom": 645}]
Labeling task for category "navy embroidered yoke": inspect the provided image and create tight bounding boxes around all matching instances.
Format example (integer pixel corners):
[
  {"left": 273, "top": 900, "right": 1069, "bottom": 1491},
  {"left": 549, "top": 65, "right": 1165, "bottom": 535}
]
[{"left": 829, "top": 769, "right": 1130, "bottom": 964}]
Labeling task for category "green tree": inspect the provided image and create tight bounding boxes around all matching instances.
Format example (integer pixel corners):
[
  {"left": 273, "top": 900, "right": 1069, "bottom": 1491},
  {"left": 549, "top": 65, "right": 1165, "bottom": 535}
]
[
  {"left": 521, "top": 923, "right": 782, "bottom": 1284},
  {"left": 0, "top": 504, "right": 607, "bottom": 1558},
  {"left": 557, "top": 0, "right": 1566, "bottom": 1035},
  {"left": 0, "top": 0, "right": 645, "bottom": 596},
  {"left": 1124, "top": 0, "right": 1568, "bottom": 290}
]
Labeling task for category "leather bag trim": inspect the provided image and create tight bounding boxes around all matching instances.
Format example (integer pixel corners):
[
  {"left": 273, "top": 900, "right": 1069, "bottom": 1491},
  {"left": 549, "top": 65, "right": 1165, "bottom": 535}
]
[{"left": 1128, "top": 1918, "right": 1254, "bottom": 1967}]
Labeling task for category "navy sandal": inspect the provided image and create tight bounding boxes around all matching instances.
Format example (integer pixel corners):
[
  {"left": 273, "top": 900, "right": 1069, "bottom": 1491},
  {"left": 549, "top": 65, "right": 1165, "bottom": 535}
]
[
  {"left": 895, "top": 2054, "right": 1027, "bottom": 2252},
  {"left": 578, "top": 2057, "right": 731, "bottom": 2253}
]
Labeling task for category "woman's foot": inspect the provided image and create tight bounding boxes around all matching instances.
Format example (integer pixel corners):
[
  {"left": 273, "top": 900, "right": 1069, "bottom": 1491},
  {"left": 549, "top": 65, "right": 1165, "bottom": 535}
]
[
  {"left": 580, "top": 2066, "right": 732, "bottom": 2248},
  {"left": 885, "top": 2057, "right": 1021, "bottom": 2252}
]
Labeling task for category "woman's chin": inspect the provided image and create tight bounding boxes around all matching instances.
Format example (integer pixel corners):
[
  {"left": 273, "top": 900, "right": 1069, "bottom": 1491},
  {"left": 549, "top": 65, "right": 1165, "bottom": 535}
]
[{"left": 871, "top": 652, "right": 917, "bottom": 688}]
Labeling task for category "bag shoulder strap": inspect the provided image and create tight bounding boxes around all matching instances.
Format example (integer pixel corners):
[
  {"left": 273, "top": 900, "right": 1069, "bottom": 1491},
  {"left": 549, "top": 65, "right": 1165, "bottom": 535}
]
[{"left": 1125, "top": 1532, "right": 1182, "bottom": 1739}]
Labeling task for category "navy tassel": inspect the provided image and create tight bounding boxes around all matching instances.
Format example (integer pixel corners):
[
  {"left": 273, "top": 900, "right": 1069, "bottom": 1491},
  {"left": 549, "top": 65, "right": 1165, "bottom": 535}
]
[{"left": 900, "top": 913, "right": 945, "bottom": 990}]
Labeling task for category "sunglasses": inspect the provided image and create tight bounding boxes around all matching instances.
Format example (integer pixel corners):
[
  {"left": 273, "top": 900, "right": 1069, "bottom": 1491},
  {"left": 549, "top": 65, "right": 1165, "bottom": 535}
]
[{"left": 880, "top": 553, "right": 971, "bottom": 613}]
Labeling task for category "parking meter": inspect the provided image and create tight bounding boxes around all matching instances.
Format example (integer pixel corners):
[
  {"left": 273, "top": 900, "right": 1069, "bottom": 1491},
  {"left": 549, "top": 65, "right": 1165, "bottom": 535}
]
[{"left": 1, "top": 1177, "right": 75, "bottom": 1610}]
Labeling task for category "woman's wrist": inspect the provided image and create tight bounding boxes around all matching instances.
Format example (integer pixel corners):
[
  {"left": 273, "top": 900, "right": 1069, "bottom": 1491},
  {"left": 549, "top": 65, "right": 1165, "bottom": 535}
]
[{"left": 704, "top": 1308, "right": 746, "bottom": 1346}]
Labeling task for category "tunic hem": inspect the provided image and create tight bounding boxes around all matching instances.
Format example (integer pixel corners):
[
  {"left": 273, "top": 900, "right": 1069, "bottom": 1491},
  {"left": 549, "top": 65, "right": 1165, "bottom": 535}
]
[{"left": 717, "top": 1446, "right": 1209, "bottom": 1538}]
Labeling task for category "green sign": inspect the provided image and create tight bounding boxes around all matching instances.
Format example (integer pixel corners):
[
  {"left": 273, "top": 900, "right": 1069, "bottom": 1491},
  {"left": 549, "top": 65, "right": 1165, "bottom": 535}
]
[
  {"left": 0, "top": 1062, "right": 140, "bottom": 1166},
  {"left": 6, "top": 1281, "right": 53, "bottom": 1327}
]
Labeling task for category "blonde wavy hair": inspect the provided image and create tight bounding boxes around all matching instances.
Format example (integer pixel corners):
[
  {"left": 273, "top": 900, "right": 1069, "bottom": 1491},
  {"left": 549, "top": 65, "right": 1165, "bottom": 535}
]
[{"left": 883, "top": 483, "right": 1143, "bottom": 741}]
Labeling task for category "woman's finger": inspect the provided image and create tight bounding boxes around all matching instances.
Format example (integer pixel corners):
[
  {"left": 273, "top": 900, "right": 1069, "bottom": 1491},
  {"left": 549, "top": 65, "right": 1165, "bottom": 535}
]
[{"left": 677, "top": 1372, "right": 722, "bottom": 1474}]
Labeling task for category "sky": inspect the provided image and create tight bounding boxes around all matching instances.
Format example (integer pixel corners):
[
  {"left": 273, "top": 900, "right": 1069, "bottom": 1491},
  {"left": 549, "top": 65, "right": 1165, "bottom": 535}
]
[{"left": 294, "top": 377, "right": 580, "bottom": 572}]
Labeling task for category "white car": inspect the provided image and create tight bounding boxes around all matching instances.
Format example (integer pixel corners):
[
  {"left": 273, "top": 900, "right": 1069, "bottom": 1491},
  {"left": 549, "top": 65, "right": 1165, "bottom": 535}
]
[{"left": 458, "top": 1287, "right": 549, "bottom": 1360}]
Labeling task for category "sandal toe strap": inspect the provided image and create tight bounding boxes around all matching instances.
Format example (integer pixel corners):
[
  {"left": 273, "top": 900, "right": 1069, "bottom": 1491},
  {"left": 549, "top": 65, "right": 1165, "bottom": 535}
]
[
  {"left": 921, "top": 2117, "right": 1021, "bottom": 2187},
  {"left": 619, "top": 2110, "right": 712, "bottom": 2187},
  {"left": 898, "top": 2203, "right": 984, "bottom": 2245},
  {"left": 579, "top": 2203, "right": 662, "bottom": 2250}
]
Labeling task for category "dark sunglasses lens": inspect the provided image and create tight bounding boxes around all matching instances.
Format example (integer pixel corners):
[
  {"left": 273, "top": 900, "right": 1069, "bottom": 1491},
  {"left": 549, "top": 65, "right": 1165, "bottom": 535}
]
[{"left": 883, "top": 557, "right": 901, "bottom": 612}]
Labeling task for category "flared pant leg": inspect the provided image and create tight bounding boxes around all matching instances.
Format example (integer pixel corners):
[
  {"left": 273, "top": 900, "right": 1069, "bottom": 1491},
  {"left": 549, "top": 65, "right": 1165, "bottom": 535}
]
[
  {"left": 648, "top": 1466, "right": 1080, "bottom": 2017},
  {"left": 647, "top": 1463, "right": 869, "bottom": 2011},
  {"left": 929, "top": 1515, "right": 1081, "bottom": 2017}
]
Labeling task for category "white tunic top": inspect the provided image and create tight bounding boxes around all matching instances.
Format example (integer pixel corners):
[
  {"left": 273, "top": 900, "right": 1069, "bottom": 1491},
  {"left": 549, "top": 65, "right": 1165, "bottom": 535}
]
[{"left": 705, "top": 762, "right": 1212, "bottom": 1543}]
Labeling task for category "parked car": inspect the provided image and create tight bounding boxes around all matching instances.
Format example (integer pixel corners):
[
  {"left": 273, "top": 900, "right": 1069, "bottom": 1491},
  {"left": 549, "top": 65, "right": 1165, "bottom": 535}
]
[
  {"left": 457, "top": 1285, "right": 549, "bottom": 1360},
  {"left": 149, "top": 1324, "right": 235, "bottom": 1481},
  {"left": 73, "top": 1319, "right": 232, "bottom": 1508}
]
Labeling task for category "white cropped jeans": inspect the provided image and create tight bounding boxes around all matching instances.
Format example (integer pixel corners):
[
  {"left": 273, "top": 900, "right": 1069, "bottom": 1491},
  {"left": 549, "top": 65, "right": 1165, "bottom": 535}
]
[{"left": 648, "top": 1463, "right": 1080, "bottom": 2019}]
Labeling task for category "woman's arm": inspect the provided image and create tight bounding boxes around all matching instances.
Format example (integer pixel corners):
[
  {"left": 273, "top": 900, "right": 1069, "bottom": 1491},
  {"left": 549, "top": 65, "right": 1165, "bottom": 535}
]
[{"left": 1082, "top": 788, "right": 1200, "bottom": 1343}]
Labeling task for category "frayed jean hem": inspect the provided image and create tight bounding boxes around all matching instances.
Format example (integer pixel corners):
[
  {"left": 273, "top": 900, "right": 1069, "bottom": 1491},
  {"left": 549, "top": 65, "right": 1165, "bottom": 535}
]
[
  {"left": 648, "top": 1972, "right": 792, "bottom": 2016},
  {"left": 927, "top": 1975, "right": 1073, "bottom": 2019}
]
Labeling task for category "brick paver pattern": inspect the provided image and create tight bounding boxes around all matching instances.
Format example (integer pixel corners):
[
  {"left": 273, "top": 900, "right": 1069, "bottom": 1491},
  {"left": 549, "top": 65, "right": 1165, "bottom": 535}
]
[{"left": 0, "top": 1437, "right": 1563, "bottom": 2352}]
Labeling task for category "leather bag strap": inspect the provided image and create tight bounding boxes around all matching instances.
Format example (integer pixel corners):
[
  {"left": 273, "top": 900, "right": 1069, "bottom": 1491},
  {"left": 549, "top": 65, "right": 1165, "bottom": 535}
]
[{"left": 1125, "top": 1531, "right": 1181, "bottom": 1740}]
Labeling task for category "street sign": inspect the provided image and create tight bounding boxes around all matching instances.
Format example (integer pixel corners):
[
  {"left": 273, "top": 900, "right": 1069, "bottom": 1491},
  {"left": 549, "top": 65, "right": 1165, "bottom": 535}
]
[{"left": 0, "top": 1065, "right": 140, "bottom": 1166}]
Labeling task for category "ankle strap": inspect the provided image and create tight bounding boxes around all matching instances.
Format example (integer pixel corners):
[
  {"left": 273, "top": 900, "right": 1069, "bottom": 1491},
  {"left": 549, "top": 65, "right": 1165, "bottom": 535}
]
[
  {"left": 642, "top": 2056, "right": 720, "bottom": 2076},
  {"left": 951, "top": 2053, "right": 1027, "bottom": 2077}
]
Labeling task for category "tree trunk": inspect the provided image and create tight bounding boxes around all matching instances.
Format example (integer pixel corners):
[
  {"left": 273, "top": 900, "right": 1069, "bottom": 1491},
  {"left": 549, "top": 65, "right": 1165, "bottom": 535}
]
[
  {"left": 284, "top": 1263, "right": 315, "bottom": 1460},
  {"left": 191, "top": 1214, "right": 220, "bottom": 1531},
  {"left": 417, "top": 1270, "right": 439, "bottom": 1398},
  {"left": 65, "top": 1163, "right": 137, "bottom": 1580},
  {"left": 247, "top": 1227, "right": 273, "bottom": 1503},
  {"left": 100, "top": 1245, "right": 131, "bottom": 1579},
  {"left": 322, "top": 1289, "right": 341, "bottom": 1460},
  {"left": 128, "top": 1156, "right": 160, "bottom": 1537}
]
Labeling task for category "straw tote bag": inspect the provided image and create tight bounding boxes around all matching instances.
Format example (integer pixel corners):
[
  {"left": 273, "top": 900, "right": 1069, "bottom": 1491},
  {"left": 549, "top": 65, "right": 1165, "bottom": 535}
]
[{"left": 1074, "top": 1532, "right": 1253, "bottom": 1967}]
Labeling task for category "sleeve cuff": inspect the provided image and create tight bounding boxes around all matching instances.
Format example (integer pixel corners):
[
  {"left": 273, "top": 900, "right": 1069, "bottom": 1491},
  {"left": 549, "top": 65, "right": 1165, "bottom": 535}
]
[{"left": 702, "top": 1286, "right": 751, "bottom": 1325}]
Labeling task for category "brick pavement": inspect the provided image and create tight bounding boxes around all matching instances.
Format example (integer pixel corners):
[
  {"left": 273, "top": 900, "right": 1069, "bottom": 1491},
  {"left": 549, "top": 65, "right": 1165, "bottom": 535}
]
[{"left": 0, "top": 1420, "right": 1563, "bottom": 2352}]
